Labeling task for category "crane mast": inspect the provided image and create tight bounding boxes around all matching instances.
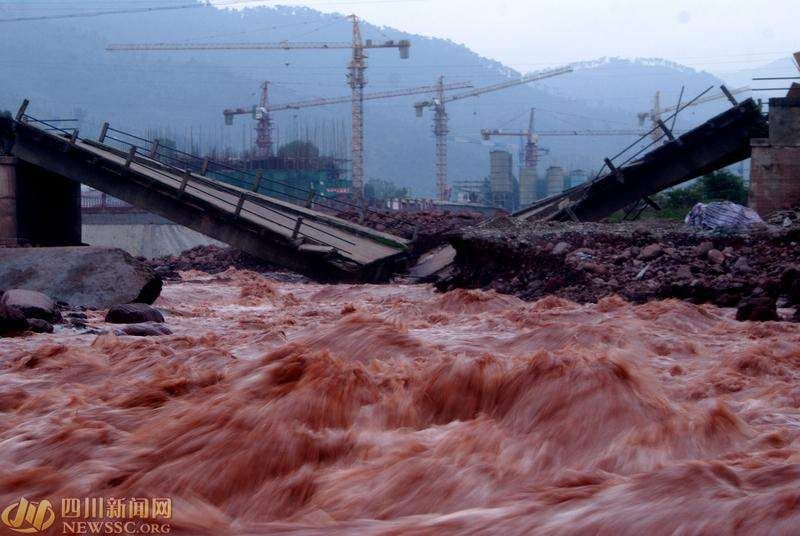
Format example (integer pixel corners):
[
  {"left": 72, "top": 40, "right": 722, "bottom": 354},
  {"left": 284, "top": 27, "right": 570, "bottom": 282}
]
[
  {"left": 480, "top": 108, "right": 539, "bottom": 173},
  {"left": 433, "top": 76, "right": 449, "bottom": 202},
  {"left": 255, "top": 81, "right": 272, "bottom": 157},
  {"left": 524, "top": 108, "right": 538, "bottom": 171},
  {"left": 347, "top": 15, "right": 369, "bottom": 201},
  {"left": 415, "top": 66, "right": 572, "bottom": 202}
]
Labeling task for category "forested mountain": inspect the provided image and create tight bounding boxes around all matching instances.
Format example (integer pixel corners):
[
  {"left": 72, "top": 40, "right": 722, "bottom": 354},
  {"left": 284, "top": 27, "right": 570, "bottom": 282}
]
[{"left": 0, "top": 1, "right": 765, "bottom": 196}]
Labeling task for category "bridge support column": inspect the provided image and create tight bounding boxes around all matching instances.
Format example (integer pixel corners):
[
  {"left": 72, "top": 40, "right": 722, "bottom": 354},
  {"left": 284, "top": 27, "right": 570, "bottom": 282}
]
[
  {"left": 0, "top": 156, "right": 19, "bottom": 245},
  {"left": 749, "top": 97, "right": 800, "bottom": 217},
  {"left": 16, "top": 161, "right": 82, "bottom": 246}
]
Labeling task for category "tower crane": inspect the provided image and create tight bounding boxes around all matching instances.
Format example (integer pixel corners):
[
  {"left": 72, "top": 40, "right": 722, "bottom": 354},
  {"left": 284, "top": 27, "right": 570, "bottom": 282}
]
[
  {"left": 224, "top": 80, "right": 473, "bottom": 158},
  {"left": 480, "top": 108, "right": 540, "bottom": 177},
  {"left": 108, "top": 14, "right": 410, "bottom": 201},
  {"left": 638, "top": 86, "right": 749, "bottom": 142},
  {"left": 483, "top": 107, "right": 681, "bottom": 177},
  {"left": 414, "top": 66, "right": 572, "bottom": 201}
]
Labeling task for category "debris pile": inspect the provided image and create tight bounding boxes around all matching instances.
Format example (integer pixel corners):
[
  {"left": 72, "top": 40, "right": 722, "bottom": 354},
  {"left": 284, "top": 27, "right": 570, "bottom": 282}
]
[
  {"left": 144, "top": 245, "right": 277, "bottom": 279},
  {"left": 766, "top": 207, "right": 800, "bottom": 227},
  {"left": 440, "top": 215, "right": 800, "bottom": 320}
]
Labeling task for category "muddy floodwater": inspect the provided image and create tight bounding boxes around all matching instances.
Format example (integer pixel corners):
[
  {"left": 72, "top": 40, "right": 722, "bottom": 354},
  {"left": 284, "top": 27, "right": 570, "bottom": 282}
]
[{"left": 2, "top": 269, "right": 800, "bottom": 534}]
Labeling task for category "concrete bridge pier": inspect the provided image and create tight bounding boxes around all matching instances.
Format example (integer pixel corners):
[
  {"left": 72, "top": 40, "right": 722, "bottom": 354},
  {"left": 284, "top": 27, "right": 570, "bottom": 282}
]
[
  {"left": 0, "top": 156, "right": 18, "bottom": 246},
  {"left": 1, "top": 159, "right": 82, "bottom": 246},
  {"left": 749, "top": 97, "right": 800, "bottom": 216}
]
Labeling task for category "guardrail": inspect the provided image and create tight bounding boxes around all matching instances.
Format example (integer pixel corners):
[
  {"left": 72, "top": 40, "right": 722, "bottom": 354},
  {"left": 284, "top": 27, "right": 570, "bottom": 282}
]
[{"left": 98, "top": 124, "right": 416, "bottom": 236}]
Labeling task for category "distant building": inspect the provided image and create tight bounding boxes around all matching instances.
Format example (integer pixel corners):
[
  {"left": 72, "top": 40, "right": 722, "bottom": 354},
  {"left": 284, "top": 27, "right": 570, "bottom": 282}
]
[
  {"left": 489, "top": 150, "right": 519, "bottom": 212},
  {"left": 519, "top": 167, "right": 538, "bottom": 208},
  {"left": 545, "top": 166, "right": 565, "bottom": 197},
  {"left": 567, "top": 169, "right": 589, "bottom": 188},
  {"left": 211, "top": 149, "right": 350, "bottom": 206}
]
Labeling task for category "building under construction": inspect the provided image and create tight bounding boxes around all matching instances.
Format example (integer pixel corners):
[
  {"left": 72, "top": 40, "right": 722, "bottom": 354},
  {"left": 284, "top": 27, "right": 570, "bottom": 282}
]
[
  {"left": 489, "top": 150, "right": 519, "bottom": 212},
  {"left": 210, "top": 147, "right": 351, "bottom": 208}
]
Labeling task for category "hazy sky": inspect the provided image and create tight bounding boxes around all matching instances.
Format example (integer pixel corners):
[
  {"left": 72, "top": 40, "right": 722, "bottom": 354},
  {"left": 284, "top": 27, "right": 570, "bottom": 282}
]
[{"left": 223, "top": 0, "right": 799, "bottom": 74}]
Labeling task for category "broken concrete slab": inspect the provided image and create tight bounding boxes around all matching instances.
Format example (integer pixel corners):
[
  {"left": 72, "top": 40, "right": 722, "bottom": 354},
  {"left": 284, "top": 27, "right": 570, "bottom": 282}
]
[
  {"left": 0, "top": 246, "right": 162, "bottom": 308},
  {"left": 406, "top": 245, "right": 457, "bottom": 282}
]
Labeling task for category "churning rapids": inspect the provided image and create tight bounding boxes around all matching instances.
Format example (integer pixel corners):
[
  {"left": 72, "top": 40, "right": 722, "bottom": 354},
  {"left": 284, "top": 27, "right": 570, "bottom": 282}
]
[{"left": 2, "top": 269, "right": 800, "bottom": 535}]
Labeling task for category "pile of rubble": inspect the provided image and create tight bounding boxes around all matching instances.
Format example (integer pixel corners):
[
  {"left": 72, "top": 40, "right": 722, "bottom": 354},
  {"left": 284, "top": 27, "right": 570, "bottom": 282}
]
[
  {"left": 767, "top": 207, "right": 800, "bottom": 227},
  {"left": 144, "top": 245, "right": 277, "bottom": 280},
  {"left": 439, "top": 215, "right": 800, "bottom": 320},
  {"left": 337, "top": 209, "right": 488, "bottom": 251}
]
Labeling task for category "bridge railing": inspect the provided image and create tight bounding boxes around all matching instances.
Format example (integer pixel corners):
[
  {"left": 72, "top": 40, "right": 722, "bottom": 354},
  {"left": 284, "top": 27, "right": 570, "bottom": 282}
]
[
  {"left": 97, "top": 128, "right": 363, "bottom": 251},
  {"left": 99, "top": 125, "right": 417, "bottom": 237}
]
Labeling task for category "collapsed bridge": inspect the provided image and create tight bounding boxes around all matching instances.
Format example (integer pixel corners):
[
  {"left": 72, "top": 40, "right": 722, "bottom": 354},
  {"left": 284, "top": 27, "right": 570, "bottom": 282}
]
[
  {"left": 514, "top": 95, "right": 768, "bottom": 222},
  {"left": 0, "top": 103, "right": 410, "bottom": 282}
]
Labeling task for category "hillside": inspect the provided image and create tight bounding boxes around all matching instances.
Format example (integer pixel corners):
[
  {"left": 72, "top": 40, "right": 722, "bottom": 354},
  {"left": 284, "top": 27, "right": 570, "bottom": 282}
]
[{"left": 0, "top": 1, "right": 743, "bottom": 196}]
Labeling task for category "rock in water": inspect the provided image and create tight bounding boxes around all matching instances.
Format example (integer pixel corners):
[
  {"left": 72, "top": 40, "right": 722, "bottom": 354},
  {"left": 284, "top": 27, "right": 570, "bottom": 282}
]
[
  {"left": 736, "top": 296, "right": 779, "bottom": 322},
  {"left": 1, "top": 289, "right": 61, "bottom": 323},
  {"left": 0, "top": 303, "right": 28, "bottom": 336},
  {"left": 0, "top": 247, "right": 162, "bottom": 308},
  {"left": 105, "top": 303, "right": 165, "bottom": 324},
  {"left": 26, "top": 318, "right": 54, "bottom": 333},
  {"left": 113, "top": 322, "right": 172, "bottom": 337}
]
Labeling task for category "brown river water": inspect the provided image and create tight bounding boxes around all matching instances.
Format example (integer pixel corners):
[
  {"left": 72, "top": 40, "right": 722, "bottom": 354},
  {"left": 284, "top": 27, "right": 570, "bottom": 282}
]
[{"left": 2, "top": 268, "right": 800, "bottom": 535}]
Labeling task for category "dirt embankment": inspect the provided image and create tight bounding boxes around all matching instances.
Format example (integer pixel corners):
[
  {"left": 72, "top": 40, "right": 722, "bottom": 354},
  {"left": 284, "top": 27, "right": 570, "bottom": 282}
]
[{"left": 439, "top": 216, "right": 800, "bottom": 317}]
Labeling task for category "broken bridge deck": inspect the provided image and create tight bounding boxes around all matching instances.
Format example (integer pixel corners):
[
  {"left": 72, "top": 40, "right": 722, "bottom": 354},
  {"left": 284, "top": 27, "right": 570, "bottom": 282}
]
[
  {"left": 514, "top": 98, "right": 768, "bottom": 222},
  {"left": 0, "top": 114, "right": 409, "bottom": 282}
]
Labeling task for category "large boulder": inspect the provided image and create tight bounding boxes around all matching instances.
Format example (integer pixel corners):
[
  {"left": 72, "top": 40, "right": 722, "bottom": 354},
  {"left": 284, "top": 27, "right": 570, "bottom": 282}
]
[
  {"left": 0, "top": 247, "right": 162, "bottom": 308},
  {"left": 0, "top": 302, "right": 28, "bottom": 337},
  {"left": 1, "top": 289, "right": 61, "bottom": 323},
  {"left": 105, "top": 303, "right": 164, "bottom": 324}
]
